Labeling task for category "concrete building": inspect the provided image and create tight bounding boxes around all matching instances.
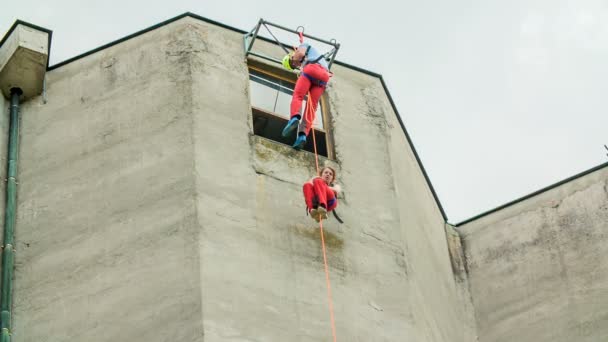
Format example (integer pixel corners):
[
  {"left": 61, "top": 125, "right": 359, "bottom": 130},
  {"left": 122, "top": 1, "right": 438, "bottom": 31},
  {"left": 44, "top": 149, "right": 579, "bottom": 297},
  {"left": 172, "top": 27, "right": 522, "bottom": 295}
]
[{"left": 0, "top": 12, "right": 606, "bottom": 342}]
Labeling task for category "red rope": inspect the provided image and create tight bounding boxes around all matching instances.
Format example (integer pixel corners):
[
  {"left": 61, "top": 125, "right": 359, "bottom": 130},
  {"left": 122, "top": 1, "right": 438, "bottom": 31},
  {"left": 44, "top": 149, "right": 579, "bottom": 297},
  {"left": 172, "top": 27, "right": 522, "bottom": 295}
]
[{"left": 305, "top": 94, "right": 337, "bottom": 342}]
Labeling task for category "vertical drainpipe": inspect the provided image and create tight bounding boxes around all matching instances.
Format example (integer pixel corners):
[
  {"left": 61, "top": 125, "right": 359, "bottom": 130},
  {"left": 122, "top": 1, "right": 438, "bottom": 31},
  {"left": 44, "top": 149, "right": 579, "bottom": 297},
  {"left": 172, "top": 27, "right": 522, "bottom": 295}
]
[{"left": 0, "top": 87, "right": 22, "bottom": 342}]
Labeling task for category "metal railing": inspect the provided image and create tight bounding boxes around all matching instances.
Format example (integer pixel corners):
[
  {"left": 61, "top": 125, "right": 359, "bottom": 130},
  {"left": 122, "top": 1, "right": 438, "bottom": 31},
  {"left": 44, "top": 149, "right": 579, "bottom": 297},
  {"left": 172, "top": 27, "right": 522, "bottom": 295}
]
[{"left": 244, "top": 19, "right": 340, "bottom": 70}]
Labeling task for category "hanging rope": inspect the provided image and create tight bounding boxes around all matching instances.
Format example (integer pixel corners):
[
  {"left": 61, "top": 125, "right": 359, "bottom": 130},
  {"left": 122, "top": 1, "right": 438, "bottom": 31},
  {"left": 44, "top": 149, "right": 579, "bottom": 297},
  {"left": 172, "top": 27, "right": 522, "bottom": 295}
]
[
  {"left": 305, "top": 94, "right": 320, "bottom": 173},
  {"left": 297, "top": 26, "right": 305, "bottom": 44},
  {"left": 305, "top": 94, "right": 337, "bottom": 342}
]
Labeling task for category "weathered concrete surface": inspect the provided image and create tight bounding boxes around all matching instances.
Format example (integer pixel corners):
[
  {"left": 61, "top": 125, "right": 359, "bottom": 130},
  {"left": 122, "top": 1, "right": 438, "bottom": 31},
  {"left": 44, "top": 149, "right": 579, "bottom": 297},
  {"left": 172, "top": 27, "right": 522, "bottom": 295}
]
[
  {"left": 9, "top": 15, "right": 475, "bottom": 341},
  {"left": 328, "top": 65, "right": 477, "bottom": 341},
  {"left": 0, "top": 24, "right": 49, "bottom": 99},
  {"left": 459, "top": 166, "right": 608, "bottom": 342},
  {"left": 445, "top": 223, "right": 478, "bottom": 338},
  {"left": 208, "top": 24, "right": 475, "bottom": 340},
  {"left": 14, "top": 18, "right": 203, "bottom": 342}
]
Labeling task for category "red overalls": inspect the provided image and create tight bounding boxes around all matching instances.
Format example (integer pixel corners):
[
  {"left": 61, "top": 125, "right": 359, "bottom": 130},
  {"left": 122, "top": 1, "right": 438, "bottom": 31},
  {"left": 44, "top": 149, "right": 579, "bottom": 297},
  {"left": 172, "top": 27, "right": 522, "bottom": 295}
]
[
  {"left": 302, "top": 177, "right": 337, "bottom": 212},
  {"left": 290, "top": 63, "right": 330, "bottom": 136}
]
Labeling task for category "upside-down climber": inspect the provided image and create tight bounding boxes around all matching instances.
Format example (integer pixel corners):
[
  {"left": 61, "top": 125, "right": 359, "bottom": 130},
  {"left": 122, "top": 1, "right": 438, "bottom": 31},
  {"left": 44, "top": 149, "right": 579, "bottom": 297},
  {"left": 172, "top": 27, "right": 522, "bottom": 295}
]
[{"left": 280, "top": 42, "right": 331, "bottom": 150}]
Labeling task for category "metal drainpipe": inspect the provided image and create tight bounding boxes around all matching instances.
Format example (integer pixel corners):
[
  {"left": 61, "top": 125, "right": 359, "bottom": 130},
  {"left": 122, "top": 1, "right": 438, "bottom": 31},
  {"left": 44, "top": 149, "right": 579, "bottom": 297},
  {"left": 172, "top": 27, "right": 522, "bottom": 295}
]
[{"left": 0, "top": 88, "right": 22, "bottom": 342}]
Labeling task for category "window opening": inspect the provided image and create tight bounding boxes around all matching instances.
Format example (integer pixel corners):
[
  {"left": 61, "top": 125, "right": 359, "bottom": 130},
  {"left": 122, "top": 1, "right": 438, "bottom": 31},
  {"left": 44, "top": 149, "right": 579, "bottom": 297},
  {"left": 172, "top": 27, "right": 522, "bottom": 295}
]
[
  {"left": 249, "top": 67, "right": 330, "bottom": 157},
  {"left": 249, "top": 69, "right": 323, "bottom": 129}
]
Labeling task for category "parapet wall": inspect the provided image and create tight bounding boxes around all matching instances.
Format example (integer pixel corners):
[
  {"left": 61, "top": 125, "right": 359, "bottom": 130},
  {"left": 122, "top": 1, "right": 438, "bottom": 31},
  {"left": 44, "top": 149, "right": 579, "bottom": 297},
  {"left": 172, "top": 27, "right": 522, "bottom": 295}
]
[{"left": 459, "top": 165, "right": 608, "bottom": 342}]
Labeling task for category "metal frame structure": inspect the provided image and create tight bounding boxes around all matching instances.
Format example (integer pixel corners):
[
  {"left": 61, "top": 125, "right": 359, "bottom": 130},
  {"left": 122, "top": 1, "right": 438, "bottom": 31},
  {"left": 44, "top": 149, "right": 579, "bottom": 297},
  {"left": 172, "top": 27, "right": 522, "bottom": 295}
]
[{"left": 244, "top": 19, "right": 340, "bottom": 70}]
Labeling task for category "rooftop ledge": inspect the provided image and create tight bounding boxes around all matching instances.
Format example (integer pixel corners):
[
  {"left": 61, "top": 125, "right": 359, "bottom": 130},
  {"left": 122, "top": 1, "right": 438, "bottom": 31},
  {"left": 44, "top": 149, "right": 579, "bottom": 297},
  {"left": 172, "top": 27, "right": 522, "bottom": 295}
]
[{"left": 0, "top": 22, "right": 51, "bottom": 100}]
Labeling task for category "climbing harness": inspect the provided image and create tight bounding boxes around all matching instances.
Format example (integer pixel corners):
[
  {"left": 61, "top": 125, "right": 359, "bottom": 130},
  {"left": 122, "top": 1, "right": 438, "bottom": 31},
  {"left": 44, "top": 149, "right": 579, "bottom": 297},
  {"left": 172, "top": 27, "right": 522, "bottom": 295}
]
[
  {"left": 332, "top": 210, "right": 344, "bottom": 224},
  {"left": 301, "top": 72, "right": 327, "bottom": 87},
  {"left": 303, "top": 44, "right": 329, "bottom": 65}
]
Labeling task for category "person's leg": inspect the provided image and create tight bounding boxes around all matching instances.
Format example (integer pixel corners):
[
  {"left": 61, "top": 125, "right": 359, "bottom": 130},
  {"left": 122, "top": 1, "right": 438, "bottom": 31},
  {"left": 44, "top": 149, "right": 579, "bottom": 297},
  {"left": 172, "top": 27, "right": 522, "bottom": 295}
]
[
  {"left": 298, "top": 64, "right": 329, "bottom": 137},
  {"left": 312, "top": 178, "right": 329, "bottom": 208},
  {"left": 302, "top": 182, "right": 316, "bottom": 209},
  {"left": 291, "top": 75, "right": 312, "bottom": 118},
  {"left": 305, "top": 63, "right": 331, "bottom": 84},
  {"left": 283, "top": 75, "right": 312, "bottom": 138},
  {"left": 303, "top": 182, "right": 321, "bottom": 222},
  {"left": 310, "top": 178, "right": 331, "bottom": 221},
  {"left": 299, "top": 85, "right": 325, "bottom": 136}
]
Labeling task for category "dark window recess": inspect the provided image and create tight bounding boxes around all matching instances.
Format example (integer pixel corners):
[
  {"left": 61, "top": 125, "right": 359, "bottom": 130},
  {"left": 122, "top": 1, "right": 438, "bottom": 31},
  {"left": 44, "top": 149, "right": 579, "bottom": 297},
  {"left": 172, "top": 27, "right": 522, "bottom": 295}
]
[
  {"left": 252, "top": 108, "right": 328, "bottom": 156},
  {"left": 249, "top": 69, "right": 328, "bottom": 157}
]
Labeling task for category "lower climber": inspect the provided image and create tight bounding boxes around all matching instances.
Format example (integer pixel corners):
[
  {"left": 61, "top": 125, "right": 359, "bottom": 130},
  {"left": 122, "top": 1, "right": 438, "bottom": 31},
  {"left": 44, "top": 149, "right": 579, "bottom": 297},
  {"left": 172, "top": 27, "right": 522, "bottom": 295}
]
[
  {"left": 281, "top": 42, "right": 331, "bottom": 149},
  {"left": 303, "top": 166, "right": 341, "bottom": 222}
]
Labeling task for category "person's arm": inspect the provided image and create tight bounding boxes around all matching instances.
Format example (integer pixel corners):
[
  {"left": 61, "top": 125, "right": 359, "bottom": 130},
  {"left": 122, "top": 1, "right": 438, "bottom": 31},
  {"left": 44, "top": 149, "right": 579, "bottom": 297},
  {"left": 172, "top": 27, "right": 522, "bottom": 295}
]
[
  {"left": 328, "top": 183, "right": 342, "bottom": 195},
  {"left": 295, "top": 44, "right": 308, "bottom": 60},
  {"left": 290, "top": 44, "right": 309, "bottom": 68}
]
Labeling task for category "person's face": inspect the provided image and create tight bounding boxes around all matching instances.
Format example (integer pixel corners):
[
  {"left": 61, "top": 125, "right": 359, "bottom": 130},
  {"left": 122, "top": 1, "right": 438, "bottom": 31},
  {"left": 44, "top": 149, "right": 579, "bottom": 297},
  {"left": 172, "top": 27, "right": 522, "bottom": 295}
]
[
  {"left": 290, "top": 54, "right": 303, "bottom": 68},
  {"left": 321, "top": 168, "right": 334, "bottom": 184}
]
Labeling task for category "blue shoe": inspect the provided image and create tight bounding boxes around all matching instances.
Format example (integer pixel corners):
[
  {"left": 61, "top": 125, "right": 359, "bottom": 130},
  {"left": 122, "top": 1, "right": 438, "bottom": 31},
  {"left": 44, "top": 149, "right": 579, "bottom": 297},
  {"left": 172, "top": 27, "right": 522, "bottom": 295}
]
[
  {"left": 292, "top": 134, "right": 307, "bottom": 150},
  {"left": 282, "top": 117, "right": 300, "bottom": 137}
]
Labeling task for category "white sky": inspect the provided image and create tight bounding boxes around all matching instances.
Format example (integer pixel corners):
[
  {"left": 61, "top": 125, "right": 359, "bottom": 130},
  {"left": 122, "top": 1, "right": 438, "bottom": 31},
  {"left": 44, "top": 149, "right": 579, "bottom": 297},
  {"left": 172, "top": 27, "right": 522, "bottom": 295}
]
[{"left": 2, "top": 0, "right": 607, "bottom": 223}]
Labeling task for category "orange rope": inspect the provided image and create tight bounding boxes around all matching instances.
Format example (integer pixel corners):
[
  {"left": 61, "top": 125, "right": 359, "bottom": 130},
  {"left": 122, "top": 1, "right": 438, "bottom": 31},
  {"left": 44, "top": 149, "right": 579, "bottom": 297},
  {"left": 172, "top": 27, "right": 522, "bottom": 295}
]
[
  {"left": 305, "top": 94, "right": 337, "bottom": 342},
  {"left": 318, "top": 219, "right": 337, "bottom": 342},
  {"left": 305, "top": 94, "right": 320, "bottom": 173}
]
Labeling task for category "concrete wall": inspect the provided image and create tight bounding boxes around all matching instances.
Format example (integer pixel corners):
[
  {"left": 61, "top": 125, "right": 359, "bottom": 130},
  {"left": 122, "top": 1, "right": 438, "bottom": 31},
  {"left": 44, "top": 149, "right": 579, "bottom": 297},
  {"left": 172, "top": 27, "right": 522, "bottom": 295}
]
[
  {"left": 15, "top": 18, "right": 204, "bottom": 342},
  {"left": 328, "top": 64, "right": 477, "bottom": 341},
  {"left": 8, "top": 16, "right": 474, "bottom": 341},
  {"left": 458, "top": 166, "right": 608, "bottom": 342}
]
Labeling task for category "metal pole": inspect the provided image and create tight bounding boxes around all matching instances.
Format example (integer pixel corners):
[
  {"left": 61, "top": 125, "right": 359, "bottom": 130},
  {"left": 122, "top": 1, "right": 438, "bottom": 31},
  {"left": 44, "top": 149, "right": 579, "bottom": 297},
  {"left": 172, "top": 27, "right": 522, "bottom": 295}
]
[
  {"left": 263, "top": 20, "right": 339, "bottom": 47},
  {"left": 247, "top": 51, "right": 282, "bottom": 65},
  {"left": 327, "top": 43, "right": 340, "bottom": 70},
  {"left": 0, "top": 88, "right": 22, "bottom": 342},
  {"left": 245, "top": 18, "right": 264, "bottom": 57}
]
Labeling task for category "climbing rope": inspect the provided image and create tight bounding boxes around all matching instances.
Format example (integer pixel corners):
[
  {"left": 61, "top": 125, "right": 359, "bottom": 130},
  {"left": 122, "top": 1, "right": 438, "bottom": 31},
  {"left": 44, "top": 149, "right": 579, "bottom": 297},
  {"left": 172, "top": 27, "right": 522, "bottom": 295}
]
[
  {"left": 305, "top": 94, "right": 321, "bottom": 173},
  {"left": 297, "top": 26, "right": 305, "bottom": 44},
  {"left": 305, "top": 95, "right": 337, "bottom": 342}
]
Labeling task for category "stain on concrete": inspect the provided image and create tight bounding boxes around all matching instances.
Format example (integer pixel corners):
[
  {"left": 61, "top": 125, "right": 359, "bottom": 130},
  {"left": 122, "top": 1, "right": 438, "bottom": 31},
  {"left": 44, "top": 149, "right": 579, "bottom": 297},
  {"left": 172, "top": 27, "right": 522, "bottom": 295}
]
[
  {"left": 101, "top": 56, "right": 118, "bottom": 86},
  {"left": 360, "top": 85, "right": 392, "bottom": 132},
  {"left": 101, "top": 57, "right": 117, "bottom": 69},
  {"left": 293, "top": 224, "right": 344, "bottom": 250}
]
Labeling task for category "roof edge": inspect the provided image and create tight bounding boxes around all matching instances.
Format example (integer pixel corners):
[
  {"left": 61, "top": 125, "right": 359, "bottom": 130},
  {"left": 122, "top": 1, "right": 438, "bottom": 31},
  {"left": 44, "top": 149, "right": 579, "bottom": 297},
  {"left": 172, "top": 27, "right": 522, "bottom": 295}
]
[
  {"left": 377, "top": 75, "right": 448, "bottom": 221},
  {"left": 50, "top": 12, "right": 200, "bottom": 70},
  {"left": 0, "top": 19, "right": 53, "bottom": 68},
  {"left": 454, "top": 160, "right": 608, "bottom": 227}
]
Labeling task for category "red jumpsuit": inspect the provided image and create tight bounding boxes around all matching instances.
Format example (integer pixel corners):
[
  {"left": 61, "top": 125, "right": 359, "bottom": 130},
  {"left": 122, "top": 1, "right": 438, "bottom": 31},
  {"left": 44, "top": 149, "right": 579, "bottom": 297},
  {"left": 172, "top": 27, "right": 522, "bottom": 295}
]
[
  {"left": 302, "top": 177, "right": 337, "bottom": 212},
  {"left": 290, "top": 63, "right": 330, "bottom": 136}
]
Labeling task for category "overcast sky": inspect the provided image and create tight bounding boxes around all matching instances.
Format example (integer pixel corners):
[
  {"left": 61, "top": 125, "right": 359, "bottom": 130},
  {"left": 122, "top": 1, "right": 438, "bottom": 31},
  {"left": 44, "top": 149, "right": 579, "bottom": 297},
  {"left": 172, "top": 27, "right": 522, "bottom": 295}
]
[{"left": 2, "top": 0, "right": 607, "bottom": 223}]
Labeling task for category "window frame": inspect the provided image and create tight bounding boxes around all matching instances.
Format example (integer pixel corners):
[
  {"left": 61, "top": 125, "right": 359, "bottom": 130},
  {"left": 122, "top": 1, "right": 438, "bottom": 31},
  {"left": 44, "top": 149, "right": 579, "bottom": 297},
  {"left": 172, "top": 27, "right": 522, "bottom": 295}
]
[{"left": 248, "top": 63, "right": 335, "bottom": 159}]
